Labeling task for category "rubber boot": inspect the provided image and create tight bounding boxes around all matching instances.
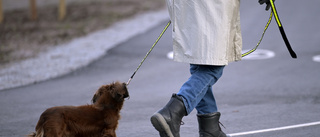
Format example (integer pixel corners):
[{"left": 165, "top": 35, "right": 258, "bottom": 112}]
[
  {"left": 197, "top": 112, "right": 227, "bottom": 137},
  {"left": 151, "top": 93, "right": 187, "bottom": 137}
]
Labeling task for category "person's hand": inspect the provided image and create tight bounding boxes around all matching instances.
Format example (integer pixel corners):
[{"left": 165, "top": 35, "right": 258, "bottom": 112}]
[{"left": 259, "top": 0, "right": 275, "bottom": 11}]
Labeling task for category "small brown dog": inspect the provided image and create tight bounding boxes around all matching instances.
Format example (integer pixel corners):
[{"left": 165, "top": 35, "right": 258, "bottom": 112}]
[{"left": 28, "top": 82, "right": 129, "bottom": 137}]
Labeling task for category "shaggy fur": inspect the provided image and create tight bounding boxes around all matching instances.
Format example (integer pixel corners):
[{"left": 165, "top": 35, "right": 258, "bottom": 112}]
[{"left": 28, "top": 82, "right": 129, "bottom": 137}]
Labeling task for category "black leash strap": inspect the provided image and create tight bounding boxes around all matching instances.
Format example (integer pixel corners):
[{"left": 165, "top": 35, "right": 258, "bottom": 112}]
[{"left": 270, "top": 0, "right": 297, "bottom": 58}]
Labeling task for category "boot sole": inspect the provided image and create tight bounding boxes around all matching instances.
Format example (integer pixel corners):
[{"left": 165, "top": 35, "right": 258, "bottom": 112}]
[{"left": 150, "top": 113, "right": 174, "bottom": 137}]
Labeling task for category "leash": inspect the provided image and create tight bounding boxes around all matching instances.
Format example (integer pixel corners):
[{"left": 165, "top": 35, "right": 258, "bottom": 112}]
[
  {"left": 126, "top": 0, "right": 296, "bottom": 85},
  {"left": 241, "top": 9, "right": 272, "bottom": 57},
  {"left": 243, "top": 0, "right": 296, "bottom": 58},
  {"left": 126, "top": 21, "right": 171, "bottom": 85}
]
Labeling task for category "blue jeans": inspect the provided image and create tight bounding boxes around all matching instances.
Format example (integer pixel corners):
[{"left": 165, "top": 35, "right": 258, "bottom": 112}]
[{"left": 177, "top": 64, "right": 225, "bottom": 115}]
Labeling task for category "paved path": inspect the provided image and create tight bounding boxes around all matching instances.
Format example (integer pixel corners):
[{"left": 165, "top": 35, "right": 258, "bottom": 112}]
[{"left": 1, "top": 1, "right": 320, "bottom": 137}]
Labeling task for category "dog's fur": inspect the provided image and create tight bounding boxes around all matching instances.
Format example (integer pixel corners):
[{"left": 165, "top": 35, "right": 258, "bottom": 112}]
[{"left": 28, "top": 82, "right": 129, "bottom": 137}]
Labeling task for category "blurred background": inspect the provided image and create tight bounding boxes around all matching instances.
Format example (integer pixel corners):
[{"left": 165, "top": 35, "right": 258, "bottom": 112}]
[{"left": 0, "top": 0, "right": 165, "bottom": 65}]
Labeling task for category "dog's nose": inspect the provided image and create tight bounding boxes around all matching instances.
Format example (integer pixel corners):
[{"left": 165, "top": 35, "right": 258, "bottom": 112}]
[
  {"left": 122, "top": 83, "right": 129, "bottom": 98},
  {"left": 121, "top": 83, "right": 129, "bottom": 98},
  {"left": 123, "top": 93, "right": 129, "bottom": 98}
]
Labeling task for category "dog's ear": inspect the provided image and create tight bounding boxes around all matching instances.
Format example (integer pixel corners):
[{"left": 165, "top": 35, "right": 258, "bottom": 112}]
[{"left": 92, "top": 85, "right": 110, "bottom": 103}]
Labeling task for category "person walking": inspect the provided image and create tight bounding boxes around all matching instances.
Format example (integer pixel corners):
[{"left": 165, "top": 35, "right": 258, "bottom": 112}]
[{"left": 150, "top": 0, "right": 273, "bottom": 137}]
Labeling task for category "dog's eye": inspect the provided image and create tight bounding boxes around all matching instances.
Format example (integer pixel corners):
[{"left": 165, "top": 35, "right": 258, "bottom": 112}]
[{"left": 116, "top": 93, "right": 122, "bottom": 98}]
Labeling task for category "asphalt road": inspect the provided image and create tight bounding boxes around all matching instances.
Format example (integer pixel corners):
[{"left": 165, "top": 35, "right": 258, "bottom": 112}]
[{"left": 1, "top": 1, "right": 320, "bottom": 137}]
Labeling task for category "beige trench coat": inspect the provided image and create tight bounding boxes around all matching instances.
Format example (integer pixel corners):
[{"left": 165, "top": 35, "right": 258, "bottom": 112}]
[{"left": 166, "top": 0, "right": 242, "bottom": 65}]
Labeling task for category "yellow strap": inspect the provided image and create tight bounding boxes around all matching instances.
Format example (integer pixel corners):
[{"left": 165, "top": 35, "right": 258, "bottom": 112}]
[{"left": 270, "top": 0, "right": 282, "bottom": 27}]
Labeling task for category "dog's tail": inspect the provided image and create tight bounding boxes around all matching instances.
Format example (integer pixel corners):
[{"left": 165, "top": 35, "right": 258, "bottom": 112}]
[{"left": 27, "top": 128, "right": 44, "bottom": 137}]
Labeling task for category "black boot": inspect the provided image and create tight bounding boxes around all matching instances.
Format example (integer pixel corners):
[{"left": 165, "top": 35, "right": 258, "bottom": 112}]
[
  {"left": 151, "top": 93, "right": 187, "bottom": 137},
  {"left": 197, "top": 112, "right": 227, "bottom": 137}
]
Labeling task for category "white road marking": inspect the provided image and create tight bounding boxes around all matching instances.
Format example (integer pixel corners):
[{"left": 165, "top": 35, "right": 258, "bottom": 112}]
[
  {"left": 313, "top": 55, "right": 320, "bottom": 62},
  {"left": 167, "top": 51, "right": 173, "bottom": 60},
  {"left": 228, "top": 121, "right": 320, "bottom": 136}
]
